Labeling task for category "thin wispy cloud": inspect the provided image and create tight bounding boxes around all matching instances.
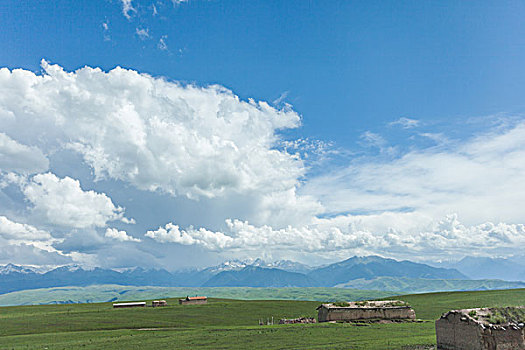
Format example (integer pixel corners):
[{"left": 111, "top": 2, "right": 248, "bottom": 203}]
[
  {"left": 171, "top": 0, "right": 189, "bottom": 6},
  {"left": 306, "top": 120, "right": 525, "bottom": 225},
  {"left": 158, "top": 35, "right": 168, "bottom": 50},
  {"left": 273, "top": 91, "right": 289, "bottom": 106},
  {"left": 418, "top": 132, "right": 449, "bottom": 145},
  {"left": 389, "top": 117, "right": 420, "bottom": 129},
  {"left": 359, "top": 131, "right": 397, "bottom": 155},
  {"left": 135, "top": 27, "right": 150, "bottom": 40},
  {"left": 102, "top": 21, "right": 110, "bottom": 41},
  {"left": 120, "top": 0, "right": 136, "bottom": 21}
]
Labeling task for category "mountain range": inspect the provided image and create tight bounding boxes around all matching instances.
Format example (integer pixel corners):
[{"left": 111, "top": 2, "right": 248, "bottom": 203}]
[
  {"left": 0, "top": 256, "right": 470, "bottom": 294},
  {"left": 306, "top": 255, "right": 466, "bottom": 286},
  {"left": 435, "top": 256, "right": 525, "bottom": 281},
  {"left": 1, "top": 255, "right": 524, "bottom": 296}
]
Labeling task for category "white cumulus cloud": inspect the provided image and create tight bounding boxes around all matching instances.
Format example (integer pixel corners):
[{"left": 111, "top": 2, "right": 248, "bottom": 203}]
[
  {"left": 145, "top": 213, "right": 525, "bottom": 261},
  {"left": 3, "top": 60, "right": 525, "bottom": 267},
  {"left": 147, "top": 119, "right": 525, "bottom": 261},
  {"left": 0, "top": 61, "right": 303, "bottom": 201},
  {"left": 0, "top": 216, "right": 67, "bottom": 263},
  {"left": 105, "top": 228, "right": 141, "bottom": 242},
  {"left": 0, "top": 133, "right": 48, "bottom": 174},
  {"left": 0, "top": 216, "right": 53, "bottom": 241},
  {"left": 22, "top": 173, "right": 126, "bottom": 229}
]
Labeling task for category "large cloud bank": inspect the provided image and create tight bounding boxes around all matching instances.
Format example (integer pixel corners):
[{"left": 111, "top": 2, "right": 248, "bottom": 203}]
[
  {"left": 0, "top": 61, "right": 303, "bottom": 199},
  {"left": 145, "top": 213, "right": 525, "bottom": 261},
  {"left": 0, "top": 61, "right": 314, "bottom": 267},
  {"left": 146, "top": 120, "right": 525, "bottom": 261},
  {"left": 1, "top": 61, "right": 525, "bottom": 267}
]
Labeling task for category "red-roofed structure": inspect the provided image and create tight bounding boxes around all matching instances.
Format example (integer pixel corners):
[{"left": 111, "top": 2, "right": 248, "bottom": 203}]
[{"left": 179, "top": 296, "right": 208, "bottom": 305}]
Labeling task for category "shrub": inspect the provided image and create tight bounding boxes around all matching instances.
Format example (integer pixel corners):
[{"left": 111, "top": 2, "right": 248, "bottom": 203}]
[
  {"left": 487, "top": 307, "right": 525, "bottom": 325},
  {"left": 332, "top": 301, "right": 350, "bottom": 307}
]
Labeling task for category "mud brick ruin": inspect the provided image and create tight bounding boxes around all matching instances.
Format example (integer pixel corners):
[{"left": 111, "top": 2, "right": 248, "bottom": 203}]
[
  {"left": 436, "top": 307, "right": 525, "bottom": 350},
  {"left": 316, "top": 300, "right": 416, "bottom": 322}
]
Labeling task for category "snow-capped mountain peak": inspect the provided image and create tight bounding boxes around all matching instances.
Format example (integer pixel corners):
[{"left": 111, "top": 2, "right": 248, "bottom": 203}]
[
  {"left": 0, "top": 263, "right": 37, "bottom": 275},
  {"left": 205, "top": 258, "right": 312, "bottom": 274}
]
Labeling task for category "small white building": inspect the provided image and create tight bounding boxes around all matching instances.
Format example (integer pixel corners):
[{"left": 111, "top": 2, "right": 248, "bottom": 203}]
[{"left": 113, "top": 301, "right": 146, "bottom": 308}]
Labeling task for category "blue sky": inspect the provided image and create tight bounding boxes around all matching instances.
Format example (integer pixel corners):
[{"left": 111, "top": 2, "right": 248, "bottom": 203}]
[
  {"left": 1, "top": 0, "right": 525, "bottom": 269},
  {"left": 5, "top": 0, "right": 525, "bottom": 144}
]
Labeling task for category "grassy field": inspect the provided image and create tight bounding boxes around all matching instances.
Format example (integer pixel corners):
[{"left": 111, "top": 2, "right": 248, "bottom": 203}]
[
  {"left": 0, "top": 285, "right": 394, "bottom": 306},
  {"left": 0, "top": 288, "right": 523, "bottom": 349}
]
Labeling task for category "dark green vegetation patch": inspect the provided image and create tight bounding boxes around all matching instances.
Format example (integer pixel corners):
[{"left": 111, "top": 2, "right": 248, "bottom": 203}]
[{"left": 486, "top": 306, "right": 525, "bottom": 325}]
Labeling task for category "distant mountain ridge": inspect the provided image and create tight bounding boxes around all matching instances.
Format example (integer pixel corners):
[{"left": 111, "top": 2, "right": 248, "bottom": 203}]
[
  {"left": 0, "top": 263, "right": 36, "bottom": 275},
  {"left": 307, "top": 256, "right": 466, "bottom": 286},
  {"left": 441, "top": 256, "right": 525, "bottom": 281},
  {"left": 0, "top": 255, "right": 516, "bottom": 295},
  {"left": 203, "top": 266, "right": 317, "bottom": 287},
  {"left": 200, "top": 258, "right": 313, "bottom": 274}
]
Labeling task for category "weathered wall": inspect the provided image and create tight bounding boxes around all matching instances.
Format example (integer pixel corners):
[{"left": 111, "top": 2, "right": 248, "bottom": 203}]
[
  {"left": 436, "top": 312, "right": 485, "bottom": 350},
  {"left": 436, "top": 312, "right": 525, "bottom": 350},
  {"left": 318, "top": 306, "right": 415, "bottom": 322},
  {"left": 488, "top": 327, "right": 525, "bottom": 350},
  {"left": 318, "top": 307, "right": 329, "bottom": 322}
]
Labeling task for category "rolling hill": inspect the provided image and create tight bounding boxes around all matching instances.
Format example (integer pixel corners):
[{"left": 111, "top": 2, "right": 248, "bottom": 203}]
[{"left": 335, "top": 276, "right": 525, "bottom": 293}]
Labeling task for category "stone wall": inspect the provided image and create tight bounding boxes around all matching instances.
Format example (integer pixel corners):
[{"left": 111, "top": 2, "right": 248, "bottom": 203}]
[
  {"left": 318, "top": 305, "right": 416, "bottom": 322},
  {"left": 436, "top": 311, "right": 525, "bottom": 350}
]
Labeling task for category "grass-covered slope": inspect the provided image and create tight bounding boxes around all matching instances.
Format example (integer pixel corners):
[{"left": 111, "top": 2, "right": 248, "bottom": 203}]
[
  {"left": 395, "top": 288, "right": 525, "bottom": 320},
  {"left": 0, "top": 323, "right": 435, "bottom": 350},
  {"left": 0, "top": 288, "right": 523, "bottom": 349},
  {"left": 0, "top": 285, "right": 394, "bottom": 306},
  {"left": 337, "top": 276, "right": 525, "bottom": 293},
  {"left": 0, "top": 297, "right": 434, "bottom": 349}
]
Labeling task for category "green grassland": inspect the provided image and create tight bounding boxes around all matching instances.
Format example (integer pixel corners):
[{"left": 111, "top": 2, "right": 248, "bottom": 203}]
[
  {"left": 397, "top": 288, "right": 525, "bottom": 320},
  {"left": 0, "top": 285, "right": 394, "bottom": 306},
  {"left": 336, "top": 276, "right": 525, "bottom": 293},
  {"left": 0, "top": 288, "right": 524, "bottom": 349}
]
